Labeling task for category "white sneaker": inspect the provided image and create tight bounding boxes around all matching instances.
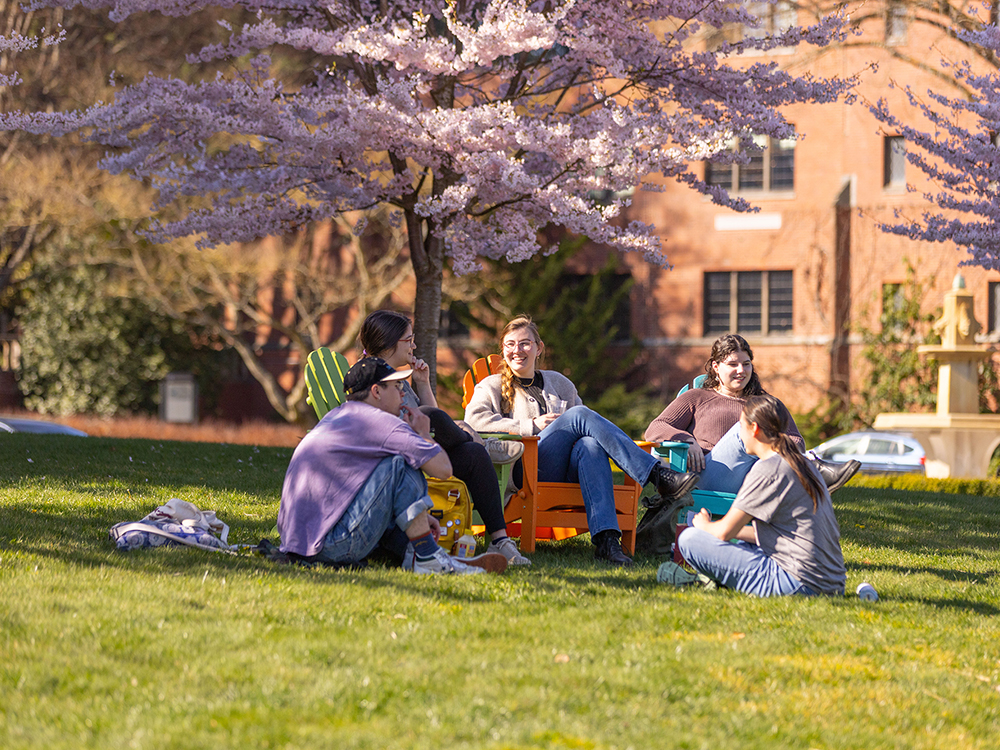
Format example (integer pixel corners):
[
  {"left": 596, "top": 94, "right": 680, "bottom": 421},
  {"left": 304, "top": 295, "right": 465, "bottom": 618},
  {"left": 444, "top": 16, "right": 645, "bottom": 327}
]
[
  {"left": 484, "top": 438, "right": 525, "bottom": 465},
  {"left": 411, "top": 546, "right": 487, "bottom": 575},
  {"left": 487, "top": 536, "right": 532, "bottom": 566}
]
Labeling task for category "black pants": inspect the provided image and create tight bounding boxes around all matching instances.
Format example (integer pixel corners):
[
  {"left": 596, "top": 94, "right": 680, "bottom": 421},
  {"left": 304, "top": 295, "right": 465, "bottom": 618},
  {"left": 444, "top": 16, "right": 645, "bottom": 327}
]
[{"left": 421, "top": 407, "right": 506, "bottom": 536}]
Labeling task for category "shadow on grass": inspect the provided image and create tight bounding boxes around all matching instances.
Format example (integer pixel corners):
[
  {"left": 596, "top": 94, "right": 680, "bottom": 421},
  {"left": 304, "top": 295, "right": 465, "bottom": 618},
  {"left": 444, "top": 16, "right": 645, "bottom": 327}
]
[
  {"left": 845, "top": 560, "right": 998, "bottom": 584},
  {"left": 0, "top": 434, "right": 288, "bottom": 501},
  {"left": 835, "top": 486, "right": 1000, "bottom": 554},
  {"left": 874, "top": 593, "right": 1000, "bottom": 616},
  {"left": 1, "top": 497, "right": 652, "bottom": 604}
]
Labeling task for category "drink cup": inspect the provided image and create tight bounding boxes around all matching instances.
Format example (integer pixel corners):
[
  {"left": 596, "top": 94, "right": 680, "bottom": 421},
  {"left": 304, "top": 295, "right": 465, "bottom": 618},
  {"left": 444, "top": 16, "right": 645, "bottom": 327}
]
[
  {"left": 545, "top": 394, "right": 568, "bottom": 415},
  {"left": 452, "top": 533, "right": 477, "bottom": 559},
  {"left": 856, "top": 582, "right": 879, "bottom": 602}
]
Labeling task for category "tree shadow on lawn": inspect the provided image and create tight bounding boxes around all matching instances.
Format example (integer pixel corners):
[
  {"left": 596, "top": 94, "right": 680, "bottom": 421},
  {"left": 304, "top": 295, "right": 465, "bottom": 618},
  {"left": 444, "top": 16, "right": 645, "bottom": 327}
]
[
  {"left": 0, "top": 434, "right": 288, "bottom": 500},
  {"left": 845, "top": 560, "right": 997, "bottom": 584},
  {"left": 1, "top": 499, "right": 647, "bottom": 603},
  {"left": 895, "top": 596, "right": 1000, "bottom": 615},
  {"left": 835, "top": 489, "right": 1000, "bottom": 554},
  {"left": 10, "top": 507, "right": 997, "bottom": 613}
]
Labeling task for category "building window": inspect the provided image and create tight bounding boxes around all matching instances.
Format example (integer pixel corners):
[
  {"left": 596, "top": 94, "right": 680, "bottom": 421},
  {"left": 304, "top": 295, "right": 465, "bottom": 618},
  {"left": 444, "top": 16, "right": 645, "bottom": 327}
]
[
  {"left": 705, "top": 1, "right": 797, "bottom": 52},
  {"left": 886, "top": 1, "right": 908, "bottom": 45},
  {"left": 744, "top": 0, "right": 798, "bottom": 40},
  {"left": 881, "top": 282, "right": 906, "bottom": 334},
  {"left": 989, "top": 281, "right": 1000, "bottom": 336},
  {"left": 704, "top": 270, "right": 793, "bottom": 336},
  {"left": 706, "top": 135, "right": 795, "bottom": 193},
  {"left": 884, "top": 136, "right": 906, "bottom": 188}
]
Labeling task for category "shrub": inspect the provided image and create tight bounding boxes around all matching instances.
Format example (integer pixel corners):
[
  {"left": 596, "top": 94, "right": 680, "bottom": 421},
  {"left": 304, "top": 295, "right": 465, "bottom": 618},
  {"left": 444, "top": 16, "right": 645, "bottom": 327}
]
[
  {"left": 850, "top": 473, "right": 1000, "bottom": 496},
  {"left": 17, "top": 258, "right": 211, "bottom": 416}
]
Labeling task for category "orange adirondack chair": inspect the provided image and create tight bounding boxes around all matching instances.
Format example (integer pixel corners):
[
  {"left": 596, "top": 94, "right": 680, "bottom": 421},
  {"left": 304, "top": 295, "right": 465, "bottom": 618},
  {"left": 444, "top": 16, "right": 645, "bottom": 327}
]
[{"left": 461, "top": 355, "right": 645, "bottom": 554}]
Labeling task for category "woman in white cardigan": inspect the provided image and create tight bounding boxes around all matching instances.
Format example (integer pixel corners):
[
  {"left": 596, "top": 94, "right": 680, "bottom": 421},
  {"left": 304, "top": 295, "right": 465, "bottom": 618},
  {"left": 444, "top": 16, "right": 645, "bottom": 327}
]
[{"left": 465, "top": 314, "right": 698, "bottom": 566}]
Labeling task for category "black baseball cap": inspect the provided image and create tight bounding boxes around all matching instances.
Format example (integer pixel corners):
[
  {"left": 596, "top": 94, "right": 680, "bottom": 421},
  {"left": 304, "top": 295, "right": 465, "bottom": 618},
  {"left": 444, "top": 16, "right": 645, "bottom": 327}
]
[{"left": 343, "top": 357, "right": 412, "bottom": 396}]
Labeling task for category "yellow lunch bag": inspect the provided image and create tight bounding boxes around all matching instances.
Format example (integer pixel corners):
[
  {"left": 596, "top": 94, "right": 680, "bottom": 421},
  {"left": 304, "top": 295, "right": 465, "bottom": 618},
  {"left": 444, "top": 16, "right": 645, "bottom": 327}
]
[{"left": 426, "top": 475, "right": 472, "bottom": 551}]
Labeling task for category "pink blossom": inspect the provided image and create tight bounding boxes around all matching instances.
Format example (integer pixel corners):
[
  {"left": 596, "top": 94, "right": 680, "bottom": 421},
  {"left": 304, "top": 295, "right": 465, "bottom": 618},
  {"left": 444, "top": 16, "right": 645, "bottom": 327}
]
[
  {"left": 869, "top": 24, "right": 1000, "bottom": 271},
  {"left": 3, "top": 0, "right": 856, "bottom": 368}
]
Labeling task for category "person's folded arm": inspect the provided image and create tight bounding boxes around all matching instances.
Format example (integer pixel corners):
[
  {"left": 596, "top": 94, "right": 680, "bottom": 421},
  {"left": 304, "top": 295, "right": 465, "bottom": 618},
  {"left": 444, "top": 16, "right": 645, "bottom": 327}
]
[
  {"left": 644, "top": 396, "right": 697, "bottom": 443},
  {"left": 464, "top": 382, "right": 529, "bottom": 435},
  {"left": 420, "top": 451, "right": 452, "bottom": 479},
  {"left": 691, "top": 506, "right": 754, "bottom": 542}
]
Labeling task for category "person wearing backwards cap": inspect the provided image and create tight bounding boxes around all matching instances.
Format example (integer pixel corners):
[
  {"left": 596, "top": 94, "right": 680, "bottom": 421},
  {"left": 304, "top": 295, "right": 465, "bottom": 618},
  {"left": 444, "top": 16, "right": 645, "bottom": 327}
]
[{"left": 278, "top": 357, "right": 506, "bottom": 574}]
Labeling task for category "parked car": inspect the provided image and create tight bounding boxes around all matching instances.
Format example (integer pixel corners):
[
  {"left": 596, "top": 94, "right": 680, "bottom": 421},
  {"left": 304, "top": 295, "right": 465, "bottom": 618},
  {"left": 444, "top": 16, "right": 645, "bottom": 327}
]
[
  {"left": 811, "top": 431, "right": 925, "bottom": 475},
  {"left": 0, "top": 417, "right": 88, "bottom": 437}
]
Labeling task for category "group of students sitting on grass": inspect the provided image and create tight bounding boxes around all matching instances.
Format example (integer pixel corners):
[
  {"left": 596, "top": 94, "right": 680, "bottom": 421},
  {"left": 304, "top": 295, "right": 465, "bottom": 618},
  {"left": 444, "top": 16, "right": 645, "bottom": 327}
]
[{"left": 277, "top": 312, "right": 858, "bottom": 596}]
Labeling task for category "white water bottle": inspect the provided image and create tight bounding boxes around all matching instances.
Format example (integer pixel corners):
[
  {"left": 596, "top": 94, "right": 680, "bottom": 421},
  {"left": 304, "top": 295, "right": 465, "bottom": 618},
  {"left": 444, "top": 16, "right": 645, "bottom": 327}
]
[{"left": 856, "top": 582, "right": 879, "bottom": 602}]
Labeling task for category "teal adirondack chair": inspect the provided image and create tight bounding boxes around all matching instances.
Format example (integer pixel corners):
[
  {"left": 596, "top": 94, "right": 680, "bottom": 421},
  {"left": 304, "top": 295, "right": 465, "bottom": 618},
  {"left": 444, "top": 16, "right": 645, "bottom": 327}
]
[
  {"left": 676, "top": 373, "right": 708, "bottom": 399},
  {"left": 656, "top": 372, "right": 736, "bottom": 523}
]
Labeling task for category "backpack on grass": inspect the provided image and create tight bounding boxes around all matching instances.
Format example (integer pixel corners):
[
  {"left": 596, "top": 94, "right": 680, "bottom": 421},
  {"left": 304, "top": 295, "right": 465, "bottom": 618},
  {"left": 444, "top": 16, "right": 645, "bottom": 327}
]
[
  {"left": 427, "top": 475, "right": 473, "bottom": 551},
  {"left": 634, "top": 493, "right": 692, "bottom": 556}
]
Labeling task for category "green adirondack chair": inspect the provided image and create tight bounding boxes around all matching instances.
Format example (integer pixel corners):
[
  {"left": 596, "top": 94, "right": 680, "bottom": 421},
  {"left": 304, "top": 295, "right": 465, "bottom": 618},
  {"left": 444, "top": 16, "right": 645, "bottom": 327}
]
[{"left": 305, "top": 347, "right": 351, "bottom": 417}]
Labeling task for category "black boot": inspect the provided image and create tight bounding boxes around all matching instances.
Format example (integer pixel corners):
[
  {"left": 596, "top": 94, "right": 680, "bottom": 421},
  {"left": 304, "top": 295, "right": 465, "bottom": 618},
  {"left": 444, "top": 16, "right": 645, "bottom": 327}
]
[
  {"left": 812, "top": 457, "right": 862, "bottom": 493},
  {"left": 650, "top": 463, "right": 700, "bottom": 500},
  {"left": 593, "top": 530, "right": 634, "bottom": 567}
]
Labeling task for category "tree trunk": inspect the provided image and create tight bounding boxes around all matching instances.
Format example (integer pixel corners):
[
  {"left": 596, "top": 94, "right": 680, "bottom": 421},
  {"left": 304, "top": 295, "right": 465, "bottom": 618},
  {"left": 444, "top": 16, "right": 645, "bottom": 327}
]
[
  {"left": 226, "top": 334, "right": 307, "bottom": 424},
  {"left": 407, "top": 211, "right": 443, "bottom": 391}
]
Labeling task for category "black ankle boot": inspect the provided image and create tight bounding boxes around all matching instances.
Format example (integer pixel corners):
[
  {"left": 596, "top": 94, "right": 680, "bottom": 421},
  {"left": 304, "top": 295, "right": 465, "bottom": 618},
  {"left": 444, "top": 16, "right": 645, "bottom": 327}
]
[
  {"left": 593, "top": 530, "right": 634, "bottom": 567},
  {"left": 812, "top": 457, "right": 862, "bottom": 493},
  {"left": 651, "top": 464, "right": 699, "bottom": 500}
]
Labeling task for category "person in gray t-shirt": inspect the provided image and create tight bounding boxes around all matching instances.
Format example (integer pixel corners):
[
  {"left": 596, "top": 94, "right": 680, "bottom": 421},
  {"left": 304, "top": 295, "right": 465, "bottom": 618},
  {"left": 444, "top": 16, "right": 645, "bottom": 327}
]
[{"left": 671, "top": 395, "right": 846, "bottom": 597}]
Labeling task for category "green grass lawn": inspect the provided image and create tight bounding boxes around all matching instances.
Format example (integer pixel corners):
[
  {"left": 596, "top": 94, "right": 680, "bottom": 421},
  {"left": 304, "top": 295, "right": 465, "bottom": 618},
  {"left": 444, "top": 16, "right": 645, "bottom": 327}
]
[{"left": 2, "top": 434, "right": 999, "bottom": 749}]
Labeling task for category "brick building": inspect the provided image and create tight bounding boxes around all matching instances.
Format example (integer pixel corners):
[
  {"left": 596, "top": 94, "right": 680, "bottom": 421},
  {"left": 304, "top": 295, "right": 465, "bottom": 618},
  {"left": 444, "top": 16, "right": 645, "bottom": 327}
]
[{"left": 610, "top": 2, "right": 1000, "bottom": 413}]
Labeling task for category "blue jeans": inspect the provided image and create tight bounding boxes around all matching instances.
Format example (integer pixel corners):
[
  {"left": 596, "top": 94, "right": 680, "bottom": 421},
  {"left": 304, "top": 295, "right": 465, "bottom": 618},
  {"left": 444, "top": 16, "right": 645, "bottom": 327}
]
[
  {"left": 677, "top": 527, "right": 815, "bottom": 597},
  {"left": 315, "top": 456, "right": 433, "bottom": 564},
  {"left": 538, "top": 405, "right": 659, "bottom": 537},
  {"left": 699, "top": 421, "right": 758, "bottom": 494}
]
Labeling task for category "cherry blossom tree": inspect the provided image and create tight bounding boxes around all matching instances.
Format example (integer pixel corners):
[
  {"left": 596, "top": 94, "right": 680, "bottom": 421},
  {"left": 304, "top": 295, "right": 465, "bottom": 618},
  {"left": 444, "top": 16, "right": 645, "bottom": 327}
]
[
  {"left": 2, "top": 0, "right": 857, "bottom": 381},
  {"left": 867, "top": 13, "right": 1000, "bottom": 271}
]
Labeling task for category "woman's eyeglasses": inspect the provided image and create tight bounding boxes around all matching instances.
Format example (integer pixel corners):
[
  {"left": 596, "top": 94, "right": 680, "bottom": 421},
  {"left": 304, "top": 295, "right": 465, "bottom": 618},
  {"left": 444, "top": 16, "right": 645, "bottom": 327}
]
[{"left": 503, "top": 340, "right": 535, "bottom": 351}]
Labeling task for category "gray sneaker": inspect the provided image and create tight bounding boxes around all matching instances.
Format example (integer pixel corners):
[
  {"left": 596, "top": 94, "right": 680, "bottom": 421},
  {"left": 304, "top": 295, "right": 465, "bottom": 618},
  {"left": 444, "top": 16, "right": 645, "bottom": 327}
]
[
  {"left": 484, "top": 438, "right": 525, "bottom": 465},
  {"left": 412, "top": 547, "right": 486, "bottom": 575},
  {"left": 656, "top": 561, "right": 715, "bottom": 589},
  {"left": 487, "top": 536, "right": 532, "bottom": 566}
]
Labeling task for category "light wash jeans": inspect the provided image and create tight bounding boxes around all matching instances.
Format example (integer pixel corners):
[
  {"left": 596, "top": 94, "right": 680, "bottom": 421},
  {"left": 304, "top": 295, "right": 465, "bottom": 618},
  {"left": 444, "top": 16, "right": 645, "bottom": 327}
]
[
  {"left": 315, "top": 455, "right": 433, "bottom": 564},
  {"left": 538, "top": 405, "right": 660, "bottom": 536},
  {"left": 699, "top": 421, "right": 758, "bottom": 494},
  {"left": 677, "top": 527, "right": 815, "bottom": 597}
]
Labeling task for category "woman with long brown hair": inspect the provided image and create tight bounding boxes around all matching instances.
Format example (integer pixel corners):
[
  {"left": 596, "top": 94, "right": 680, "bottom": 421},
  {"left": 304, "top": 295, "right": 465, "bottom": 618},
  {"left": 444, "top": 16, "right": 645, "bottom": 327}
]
[
  {"left": 660, "top": 395, "right": 846, "bottom": 597},
  {"left": 645, "top": 333, "right": 858, "bottom": 494},
  {"left": 464, "top": 314, "right": 699, "bottom": 566}
]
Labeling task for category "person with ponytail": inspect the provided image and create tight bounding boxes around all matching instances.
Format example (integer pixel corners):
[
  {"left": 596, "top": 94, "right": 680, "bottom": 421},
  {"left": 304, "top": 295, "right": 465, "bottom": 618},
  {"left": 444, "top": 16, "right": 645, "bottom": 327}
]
[
  {"left": 660, "top": 394, "right": 846, "bottom": 597},
  {"left": 359, "top": 310, "right": 530, "bottom": 566},
  {"left": 464, "top": 314, "right": 700, "bottom": 567}
]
